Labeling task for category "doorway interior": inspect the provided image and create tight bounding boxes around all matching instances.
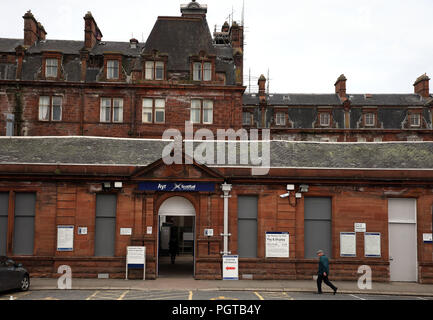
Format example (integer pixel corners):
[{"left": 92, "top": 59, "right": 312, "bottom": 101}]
[
  {"left": 157, "top": 196, "right": 196, "bottom": 278},
  {"left": 158, "top": 216, "right": 195, "bottom": 278}
]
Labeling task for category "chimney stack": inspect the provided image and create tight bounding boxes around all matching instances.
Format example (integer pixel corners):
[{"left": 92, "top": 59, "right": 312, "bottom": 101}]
[
  {"left": 413, "top": 73, "right": 430, "bottom": 98},
  {"left": 23, "top": 10, "right": 47, "bottom": 47},
  {"left": 230, "top": 21, "right": 244, "bottom": 85},
  {"left": 129, "top": 38, "right": 139, "bottom": 49},
  {"left": 258, "top": 74, "right": 266, "bottom": 101},
  {"left": 180, "top": 0, "right": 207, "bottom": 19},
  {"left": 84, "top": 12, "right": 103, "bottom": 49},
  {"left": 335, "top": 74, "right": 347, "bottom": 100}
]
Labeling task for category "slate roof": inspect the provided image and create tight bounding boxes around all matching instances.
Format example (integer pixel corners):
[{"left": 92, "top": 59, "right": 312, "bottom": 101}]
[
  {"left": 243, "top": 93, "right": 342, "bottom": 106},
  {"left": 143, "top": 17, "right": 217, "bottom": 72},
  {"left": 243, "top": 93, "right": 428, "bottom": 107},
  {"left": 0, "top": 38, "right": 23, "bottom": 53},
  {"left": 0, "top": 137, "right": 432, "bottom": 170}
]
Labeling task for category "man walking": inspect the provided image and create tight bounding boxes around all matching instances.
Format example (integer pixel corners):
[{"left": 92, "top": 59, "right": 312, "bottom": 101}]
[{"left": 316, "top": 250, "right": 338, "bottom": 294}]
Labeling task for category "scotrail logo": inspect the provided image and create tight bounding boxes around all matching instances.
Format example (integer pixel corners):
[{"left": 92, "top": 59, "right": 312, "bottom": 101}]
[{"left": 161, "top": 122, "right": 271, "bottom": 175}]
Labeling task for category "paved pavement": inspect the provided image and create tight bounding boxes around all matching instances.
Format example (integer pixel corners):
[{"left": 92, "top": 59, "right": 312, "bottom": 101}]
[
  {"left": 26, "top": 277, "right": 433, "bottom": 297},
  {"left": 2, "top": 289, "right": 433, "bottom": 301}
]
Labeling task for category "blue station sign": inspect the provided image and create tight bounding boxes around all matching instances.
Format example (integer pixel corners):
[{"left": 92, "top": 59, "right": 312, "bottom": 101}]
[{"left": 138, "top": 182, "right": 215, "bottom": 192}]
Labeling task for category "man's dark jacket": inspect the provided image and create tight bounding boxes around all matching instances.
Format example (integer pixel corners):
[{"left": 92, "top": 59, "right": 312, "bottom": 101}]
[{"left": 318, "top": 255, "right": 330, "bottom": 275}]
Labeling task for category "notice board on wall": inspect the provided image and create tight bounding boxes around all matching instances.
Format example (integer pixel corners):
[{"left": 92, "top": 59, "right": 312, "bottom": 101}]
[
  {"left": 265, "top": 232, "right": 289, "bottom": 258},
  {"left": 365, "top": 232, "right": 381, "bottom": 257},
  {"left": 57, "top": 226, "right": 74, "bottom": 251},
  {"left": 340, "top": 232, "right": 356, "bottom": 257}
]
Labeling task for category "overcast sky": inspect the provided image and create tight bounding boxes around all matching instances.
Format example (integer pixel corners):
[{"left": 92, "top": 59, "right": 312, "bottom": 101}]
[{"left": 1, "top": 0, "right": 432, "bottom": 94}]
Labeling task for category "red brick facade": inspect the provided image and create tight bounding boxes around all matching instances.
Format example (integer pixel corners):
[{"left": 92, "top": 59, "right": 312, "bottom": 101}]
[{"left": 0, "top": 161, "right": 432, "bottom": 283}]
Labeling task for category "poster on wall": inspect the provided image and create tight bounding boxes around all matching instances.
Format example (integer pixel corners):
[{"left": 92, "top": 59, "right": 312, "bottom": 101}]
[
  {"left": 266, "top": 232, "right": 289, "bottom": 258},
  {"left": 57, "top": 226, "right": 74, "bottom": 251},
  {"left": 365, "top": 232, "right": 381, "bottom": 257},
  {"left": 340, "top": 232, "right": 356, "bottom": 257}
]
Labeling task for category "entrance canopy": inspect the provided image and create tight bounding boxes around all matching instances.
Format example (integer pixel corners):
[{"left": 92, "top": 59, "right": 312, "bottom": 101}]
[{"left": 158, "top": 196, "right": 196, "bottom": 216}]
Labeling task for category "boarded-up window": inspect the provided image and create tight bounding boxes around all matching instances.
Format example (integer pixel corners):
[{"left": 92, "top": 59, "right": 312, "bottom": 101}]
[
  {"left": 304, "top": 197, "right": 332, "bottom": 259},
  {"left": 238, "top": 196, "right": 258, "bottom": 258},
  {"left": 0, "top": 193, "right": 8, "bottom": 256},
  {"left": 95, "top": 194, "right": 117, "bottom": 257},
  {"left": 13, "top": 193, "right": 36, "bottom": 255}
]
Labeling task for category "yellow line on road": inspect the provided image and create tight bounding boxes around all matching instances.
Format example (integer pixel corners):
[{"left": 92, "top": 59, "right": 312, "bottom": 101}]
[
  {"left": 254, "top": 292, "right": 264, "bottom": 300},
  {"left": 117, "top": 290, "right": 129, "bottom": 300},
  {"left": 188, "top": 291, "right": 193, "bottom": 300},
  {"left": 86, "top": 291, "right": 99, "bottom": 300},
  {"left": 283, "top": 292, "right": 294, "bottom": 300}
]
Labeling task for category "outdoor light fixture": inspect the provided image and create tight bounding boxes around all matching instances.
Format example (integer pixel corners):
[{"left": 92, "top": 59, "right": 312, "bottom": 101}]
[
  {"left": 102, "top": 182, "right": 111, "bottom": 189},
  {"left": 287, "top": 184, "right": 295, "bottom": 191},
  {"left": 114, "top": 182, "right": 123, "bottom": 188}
]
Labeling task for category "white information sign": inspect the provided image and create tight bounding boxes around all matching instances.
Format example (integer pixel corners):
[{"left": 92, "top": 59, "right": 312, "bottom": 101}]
[
  {"left": 340, "top": 232, "right": 356, "bottom": 257},
  {"left": 365, "top": 232, "right": 381, "bottom": 257},
  {"left": 423, "top": 233, "right": 432, "bottom": 243},
  {"left": 147, "top": 226, "right": 153, "bottom": 235},
  {"left": 266, "top": 232, "right": 289, "bottom": 258},
  {"left": 120, "top": 228, "right": 132, "bottom": 236},
  {"left": 77, "top": 227, "right": 87, "bottom": 235},
  {"left": 355, "top": 223, "right": 366, "bottom": 233},
  {"left": 57, "top": 226, "right": 74, "bottom": 251},
  {"left": 126, "top": 246, "right": 146, "bottom": 280},
  {"left": 222, "top": 255, "right": 238, "bottom": 280}
]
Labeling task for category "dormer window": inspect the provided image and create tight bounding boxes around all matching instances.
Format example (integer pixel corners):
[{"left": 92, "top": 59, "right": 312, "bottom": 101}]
[
  {"left": 45, "top": 58, "right": 58, "bottom": 78},
  {"left": 145, "top": 61, "right": 165, "bottom": 80},
  {"left": 410, "top": 113, "right": 421, "bottom": 127},
  {"left": 364, "top": 113, "right": 375, "bottom": 127},
  {"left": 320, "top": 112, "right": 330, "bottom": 127},
  {"left": 107, "top": 60, "right": 119, "bottom": 79},
  {"left": 193, "top": 62, "right": 212, "bottom": 81}
]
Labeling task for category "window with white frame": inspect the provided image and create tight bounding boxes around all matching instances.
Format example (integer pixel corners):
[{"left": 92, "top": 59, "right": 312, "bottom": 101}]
[
  {"left": 112, "top": 98, "right": 123, "bottom": 123},
  {"left": 155, "top": 99, "right": 165, "bottom": 123},
  {"left": 364, "top": 113, "right": 375, "bottom": 127},
  {"left": 100, "top": 98, "right": 123, "bottom": 123},
  {"left": 145, "top": 61, "right": 164, "bottom": 80},
  {"left": 410, "top": 113, "right": 421, "bottom": 127},
  {"left": 142, "top": 98, "right": 165, "bottom": 123},
  {"left": 45, "top": 58, "right": 58, "bottom": 78},
  {"left": 203, "top": 100, "right": 213, "bottom": 124},
  {"left": 38, "top": 96, "right": 62, "bottom": 121},
  {"left": 193, "top": 62, "right": 212, "bottom": 81},
  {"left": 242, "top": 112, "right": 252, "bottom": 125},
  {"left": 203, "top": 62, "right": 212, "bottom": 81},
  {"left": 275, "top": 112, "right": 286, "bottom": 126},
  {"left": 319, "top": 112, "right": 330, "bottom": 126},
  {"left": 51, "top": 96, "right": 62, "bottom": 121},
  {"left": 142, "top": 98, "right": 153, "bottom": 123},
  {"left": 107, "top": 60, "right": 120, "bottom": 79},
  {"left": 191, "top": 99, "right": 201, "bottom": 123},
  {"left": 190, "top": 99, "right": 213, "bottom": 124}
]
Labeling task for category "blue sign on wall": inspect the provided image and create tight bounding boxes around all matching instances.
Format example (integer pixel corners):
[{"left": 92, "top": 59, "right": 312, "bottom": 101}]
[{"left": 138, "top": 182, "right": 215, "bottom": 192}]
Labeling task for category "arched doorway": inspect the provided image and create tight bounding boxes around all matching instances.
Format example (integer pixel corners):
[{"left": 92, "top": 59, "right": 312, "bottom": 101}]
[{"left": 157, "top": 196, "right": 196, "bottom": 278}]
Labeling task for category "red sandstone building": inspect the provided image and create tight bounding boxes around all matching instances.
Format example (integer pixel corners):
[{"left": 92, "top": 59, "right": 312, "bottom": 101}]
[{"left": 0, "top": 1, "right": 432, "bottom": 283}]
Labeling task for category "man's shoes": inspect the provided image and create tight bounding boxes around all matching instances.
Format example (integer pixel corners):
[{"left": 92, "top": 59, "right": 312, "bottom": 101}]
[{"left": 333, "top": 288, "right": 338, "bottom": 295}]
